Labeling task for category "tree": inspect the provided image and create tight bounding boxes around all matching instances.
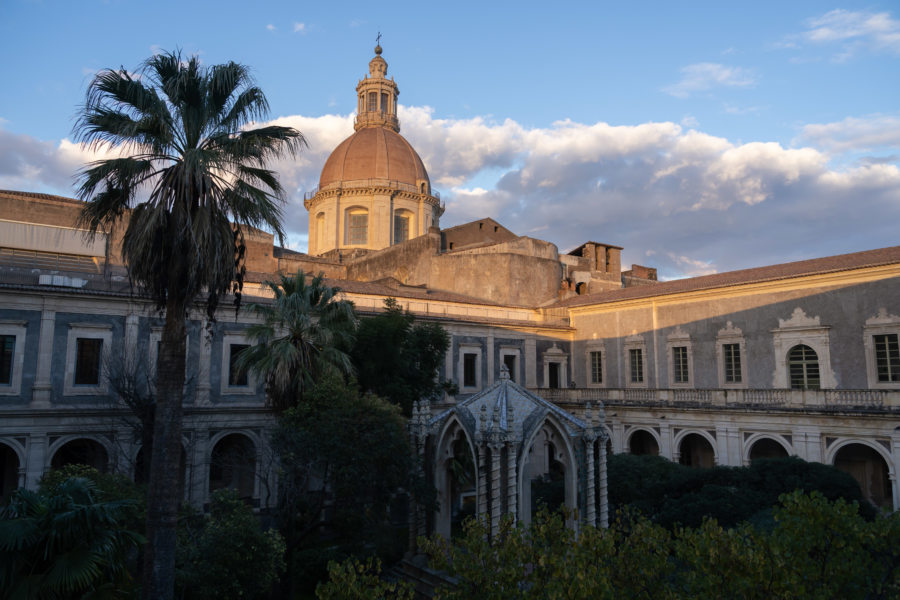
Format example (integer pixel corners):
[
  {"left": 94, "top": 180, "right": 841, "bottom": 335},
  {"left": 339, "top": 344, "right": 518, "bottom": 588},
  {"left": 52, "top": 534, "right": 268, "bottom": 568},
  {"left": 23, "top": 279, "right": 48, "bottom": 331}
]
[
  {"left": 607, "top": 454, "right": 874, "bottom": 528},
  {"left": 0, "top": 477, "right": 144, "bottom": 599},
  {"left": 235, "top": 270, "right": 358, "bottom": 411},
  {"left": 176, "top": 489, "right": 285, "bottom": 600},
  {"left": 75, "top": 50, "right": 303, "bottom": 599},
  {"left": 274, "top": 375, "right": 417, "bottom": 595},
  {"left": 352, "top": 298, "right": 451, "bottom": 415}
]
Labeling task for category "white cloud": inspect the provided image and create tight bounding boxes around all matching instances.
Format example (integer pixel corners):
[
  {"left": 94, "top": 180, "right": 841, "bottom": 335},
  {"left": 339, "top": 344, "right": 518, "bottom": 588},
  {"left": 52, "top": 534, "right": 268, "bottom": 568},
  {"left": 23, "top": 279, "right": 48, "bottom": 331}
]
[
  {"left": 4, "top": 107, "right": 899, "bottom": 280},
  {"left": 796, "top": 115, "right": 900, "bottom": 153},
  {"left": 663, "top": 63, "right": 756, "bottom": 98},
  {"left": 266, "top": 24, "right": 276, "bottom": 31},
  {"left": 803, "top": 9, "right": 900, "bottom": 54},
  {"left": 293, "top": 22, "right": 306, "bottom": 33}
]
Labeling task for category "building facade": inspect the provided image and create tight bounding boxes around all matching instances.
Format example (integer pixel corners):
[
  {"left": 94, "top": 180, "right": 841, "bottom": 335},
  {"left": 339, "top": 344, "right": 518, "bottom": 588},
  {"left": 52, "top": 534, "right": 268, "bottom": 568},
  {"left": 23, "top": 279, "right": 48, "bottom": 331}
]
[{"left": 1, "top": 47, "right": 899, "bottom": 522}]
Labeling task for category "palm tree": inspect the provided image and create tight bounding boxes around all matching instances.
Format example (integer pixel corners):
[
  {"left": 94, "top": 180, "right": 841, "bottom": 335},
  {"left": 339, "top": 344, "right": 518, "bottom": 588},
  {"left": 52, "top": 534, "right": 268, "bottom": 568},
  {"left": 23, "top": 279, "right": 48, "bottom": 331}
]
[
  {"left": 0, "top": 477, "right": 144, "bottom": 599},
  {"left": 236, "top": 270, "right": 358, "bottom": 411},
  {"left": 75, "top": 51, "right": 303, "bottom": 599}
]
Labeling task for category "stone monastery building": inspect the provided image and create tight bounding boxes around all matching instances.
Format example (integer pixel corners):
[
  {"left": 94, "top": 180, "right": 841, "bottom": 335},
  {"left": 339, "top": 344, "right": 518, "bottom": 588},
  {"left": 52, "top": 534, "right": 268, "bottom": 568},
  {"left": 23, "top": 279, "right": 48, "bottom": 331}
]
[{"left": 1, "top": 45, "right": 899, "bottom": 527}]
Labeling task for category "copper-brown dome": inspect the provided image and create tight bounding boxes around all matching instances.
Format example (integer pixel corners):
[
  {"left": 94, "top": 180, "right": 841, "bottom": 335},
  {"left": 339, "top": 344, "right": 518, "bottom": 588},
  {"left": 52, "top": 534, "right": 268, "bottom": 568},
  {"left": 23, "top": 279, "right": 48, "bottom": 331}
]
[{"left": 318, "top": 127, "right": 430, "bottom": 189}]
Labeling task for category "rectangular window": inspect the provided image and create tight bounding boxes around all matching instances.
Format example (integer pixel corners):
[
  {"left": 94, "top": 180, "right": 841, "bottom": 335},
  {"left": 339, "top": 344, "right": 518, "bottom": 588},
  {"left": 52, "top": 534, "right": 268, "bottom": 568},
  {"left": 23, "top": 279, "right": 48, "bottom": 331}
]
[
  {"left": 0, "top": 334, "right": 14, "bottom": 385},
  {"left": 367, "top": 91, "right": 377, "bottom": 112},
  {"left": 393, "top": 214, "right": 409, "bottom": 244},
  {"left": 349, "top": 213, "right": 368, "bottom": 245},
  {"left": 874, "top": 334, "right": 900, "bottom": 383},
  {"left": 589, "top": 350, "right": 602, "bottom": 384},
  {"left": 672, "top": 346, "right": 689, "bottom": 384},
  {"left": 629, "top": 348, "right": 643, "bottom": 384},
  {"left": 503, "top": 354, "right": 516, "bottom": 382},
  {"left": 463, "top": 353, "right": 477, "bottom": 388},
  {"left": 228, "top": 344, "right": 250, "bottom": 387},
  {"left": 74, "top": 338, "right": 103, "bottom": 385},
  {"left": 723, "top": 343, "right": 742, "bottom": 383},
  {"left": 380, "top": 92, "right": 388, "bottom": 114}
]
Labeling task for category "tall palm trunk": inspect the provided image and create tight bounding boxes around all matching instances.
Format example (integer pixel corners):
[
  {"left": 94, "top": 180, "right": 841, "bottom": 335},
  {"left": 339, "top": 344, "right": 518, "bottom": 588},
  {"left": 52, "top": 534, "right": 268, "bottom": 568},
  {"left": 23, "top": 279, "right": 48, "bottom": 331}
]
[{"left": 142, "top": 294, "right": 187, "bottom": 600}]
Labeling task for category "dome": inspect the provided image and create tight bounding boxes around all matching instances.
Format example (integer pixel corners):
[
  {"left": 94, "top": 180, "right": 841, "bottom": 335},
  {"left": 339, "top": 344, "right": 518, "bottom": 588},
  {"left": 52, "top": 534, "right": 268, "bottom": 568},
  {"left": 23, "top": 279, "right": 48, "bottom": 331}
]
[{"left": 319, "top": 126, "right": 430, "bottom": 190}]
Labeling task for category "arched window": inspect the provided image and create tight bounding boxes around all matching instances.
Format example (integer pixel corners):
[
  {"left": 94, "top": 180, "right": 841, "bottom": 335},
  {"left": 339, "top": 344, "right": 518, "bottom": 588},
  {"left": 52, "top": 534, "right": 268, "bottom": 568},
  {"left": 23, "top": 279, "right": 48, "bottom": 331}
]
[
  {"left": 346, "top": 209, "right": 368, "bottom": 245},
  {"left": 393, "top": 210, "right": 410, "bottom": 244},
  {"left": 788, "top": 344, "right": 820, "bottom": 390},
  {"left": 315, "top": 212, "right": 326, "bottom": 251}
]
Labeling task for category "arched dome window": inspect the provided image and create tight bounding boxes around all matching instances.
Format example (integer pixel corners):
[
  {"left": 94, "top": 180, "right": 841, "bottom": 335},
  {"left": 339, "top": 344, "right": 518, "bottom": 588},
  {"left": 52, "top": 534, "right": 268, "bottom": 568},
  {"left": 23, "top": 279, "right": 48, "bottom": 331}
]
[
  {"left": 393, "top": 210, "right": 413, "bottom": 245},
  {"left": 346, "top": 208, "right": 368, "bottom": 246}
]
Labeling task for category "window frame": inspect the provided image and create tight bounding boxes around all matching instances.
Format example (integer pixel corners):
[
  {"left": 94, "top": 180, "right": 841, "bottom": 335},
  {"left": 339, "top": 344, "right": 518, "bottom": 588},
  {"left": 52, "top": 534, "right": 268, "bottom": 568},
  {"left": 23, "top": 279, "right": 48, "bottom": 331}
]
[
  {"left": 771, "top": 308, "right": 835, "bottom": 389},
  {"left": 624, "top": 334, "right": 647, "bottom": 388},
  {"left": 64, "top": 323, "right": 112, "bottom": 396},
  {"left": 220, "top": 333, "right": 257, "bottom": 396},
  {"left": 585, "top": 341, "right": 606, "bottom": 388},
  {"left": 0, "top": 321, "right": 26, "bottom": 396},
  {"left": 499, "top": 347, "right": 521, "bottom": 383},
  {"left": 458, "top": 345, "right": 482, "bottom": 393},
  {"left": 788, "top": 344, "right": 821, "bottom": 390},
  {"left": 345, "top": 208, "right": 369, "bottom": 246},
  {"left": 863, "top": 308, "right": 900, "bottom": 389},
  {"left": 716, "top": 321, "right": 748, "bottom": 389},
  {"left": 666, "top": 327, "right": 693, "bottom": 388}
]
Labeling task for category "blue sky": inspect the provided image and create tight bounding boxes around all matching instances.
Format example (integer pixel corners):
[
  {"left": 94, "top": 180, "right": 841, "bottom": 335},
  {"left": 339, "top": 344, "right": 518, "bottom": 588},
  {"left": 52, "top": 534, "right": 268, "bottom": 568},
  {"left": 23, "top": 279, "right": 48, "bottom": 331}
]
[{"left": 1, "top": 1, "right": 898, "bottom": 279}]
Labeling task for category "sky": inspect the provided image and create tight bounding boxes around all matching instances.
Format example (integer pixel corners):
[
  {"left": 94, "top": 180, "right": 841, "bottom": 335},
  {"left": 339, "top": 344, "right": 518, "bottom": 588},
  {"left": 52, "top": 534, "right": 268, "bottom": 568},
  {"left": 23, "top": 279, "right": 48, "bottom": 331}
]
[{"left": 1, "top": 1, "right": 898, "bottom": 280}]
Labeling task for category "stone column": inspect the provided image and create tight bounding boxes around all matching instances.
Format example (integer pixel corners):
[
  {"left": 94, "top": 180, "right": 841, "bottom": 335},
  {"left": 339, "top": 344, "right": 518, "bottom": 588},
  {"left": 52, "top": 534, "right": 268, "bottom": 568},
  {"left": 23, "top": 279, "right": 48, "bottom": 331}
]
[
  {"left": 25, "top": 434, "right": 48, "bottom": 489},
  {"left": 506, "top": 441, "right": 517, "bottom": 523},
  {"left": 598, "top": 440, "right": 609, "bottom": 528},
  {"left": 490, "top": 443, "right": 502, "bottom": 538},
  {"left": 477, "top": 443, "right": 487, "bottom": 525},
  {"left": 31, "top": 309, "right": 55, "bottom": 407},
  {"left": 715, "top": 424, "right": 730, "bottom": 466},
  {"left": 585, "top": 437, "right": 596, "bottom": 527},
  {"left": 659, "top": 422, "right": 674, "bottom": 460},
  {"left": 189, "top": 430, "right": 210, "bottom": 509}
]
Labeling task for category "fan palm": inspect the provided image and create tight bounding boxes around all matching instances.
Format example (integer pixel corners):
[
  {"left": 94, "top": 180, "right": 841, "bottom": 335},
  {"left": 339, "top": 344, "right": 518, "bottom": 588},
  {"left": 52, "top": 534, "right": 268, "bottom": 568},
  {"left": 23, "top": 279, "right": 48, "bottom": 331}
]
[
  {"left": 0, "top": 477, "right": 144, "bottom": 600},
  {"left": 75, "top": 51, "right": 303, "bottom": 599},
  {"left": 236, "top": 270, "right": 358, "bottom": 411}
]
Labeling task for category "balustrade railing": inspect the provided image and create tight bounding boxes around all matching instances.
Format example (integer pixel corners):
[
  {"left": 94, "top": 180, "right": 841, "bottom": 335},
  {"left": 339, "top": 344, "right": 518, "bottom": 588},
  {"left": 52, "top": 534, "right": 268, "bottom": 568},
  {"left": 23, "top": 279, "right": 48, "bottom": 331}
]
[{"left": 526, "top": 387, "right": 899, "bottom": 410}]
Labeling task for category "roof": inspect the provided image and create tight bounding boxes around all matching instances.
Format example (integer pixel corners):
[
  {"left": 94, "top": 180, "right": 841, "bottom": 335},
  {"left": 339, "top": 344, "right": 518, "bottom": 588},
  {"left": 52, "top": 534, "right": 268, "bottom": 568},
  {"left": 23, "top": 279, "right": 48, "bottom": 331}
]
[
  {"left": 0, "top": 190, "right": 83, "bottom": 205},
  {"left": 318, "top": 126, "right": 429, "bottom": 189},
  {"left": 553, "top": 245, "right": 900, "bottom": 308},
  {"left": 566, "top": 241, "right": 624, "bottom": 256}
]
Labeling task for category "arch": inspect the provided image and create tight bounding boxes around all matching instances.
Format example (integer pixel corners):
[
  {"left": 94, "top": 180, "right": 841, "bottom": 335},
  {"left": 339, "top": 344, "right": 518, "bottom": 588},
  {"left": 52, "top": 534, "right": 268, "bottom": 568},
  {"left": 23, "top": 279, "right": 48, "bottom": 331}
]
[
  {"left": 0, "top": 441, "right": 21, "bottom": 503},
  {"left": 209, "top": 433, "right": 257, "bottom": 501},
  {"left": 432, "top": 416, "right": 478, "bottom": 538},
  {"left": 745, "top": 434, "right": 791, "bottom": 464},
  {"left": 627, "top": 428, "right": 660, "bottom": 456},
  {"left": 674, "top": 431, "right": 717, "bottom": 468},
  {"left": 518, "top": 415, "right": 578, "bottom": 527},
  {"left": 50, "top": 437, "right": 110, "bottom": 473},
  {"left": 828, "top": 440, "right": 894, "bottom": 510},
  {"left": 575, "top": 282, "right": 586, "bottom": 295},
  {"left": 788, "top": 344, "right": 820, "bottom": 390}
]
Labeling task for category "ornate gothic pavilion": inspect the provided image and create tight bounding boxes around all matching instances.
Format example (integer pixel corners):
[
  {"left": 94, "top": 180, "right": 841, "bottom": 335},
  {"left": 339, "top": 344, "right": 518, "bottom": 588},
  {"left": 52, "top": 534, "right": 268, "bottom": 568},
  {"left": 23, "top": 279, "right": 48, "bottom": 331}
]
[{"left": 1, "top": 46, "right": 899, "bottom": 533}]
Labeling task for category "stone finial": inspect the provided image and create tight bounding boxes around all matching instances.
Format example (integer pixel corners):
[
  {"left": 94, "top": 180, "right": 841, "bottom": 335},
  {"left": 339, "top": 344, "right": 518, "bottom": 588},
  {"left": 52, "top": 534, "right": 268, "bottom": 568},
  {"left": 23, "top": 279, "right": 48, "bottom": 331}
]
[
  {"left": 480, "top": 404, "right": 488, "bottom": 432},
  {"left": 492, "top": 404, "right": 500, "bottom": 429},
  {"left": 584, "top": 401, "right": 592, "bottom": 424},
  {"left": 500, "top": 363, "right": 510, "bottom": 381}
]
